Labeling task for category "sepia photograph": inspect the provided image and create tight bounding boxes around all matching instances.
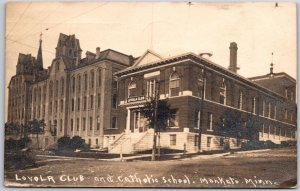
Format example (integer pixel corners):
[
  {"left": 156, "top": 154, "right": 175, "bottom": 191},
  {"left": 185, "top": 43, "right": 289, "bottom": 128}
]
[{"left": 4, "top": 2, "right": 297, "bottom": 188}]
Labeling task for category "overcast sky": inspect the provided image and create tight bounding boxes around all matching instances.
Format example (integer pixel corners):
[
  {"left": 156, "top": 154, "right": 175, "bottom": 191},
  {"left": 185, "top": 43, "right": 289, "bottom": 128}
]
[{"left": 5, "top": 2, "right": 296, "bottom": 120}]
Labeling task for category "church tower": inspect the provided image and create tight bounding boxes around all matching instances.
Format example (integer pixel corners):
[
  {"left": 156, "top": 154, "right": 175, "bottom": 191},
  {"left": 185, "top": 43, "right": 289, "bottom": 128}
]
[
  {"left": 36, "top": 33, "right": 43, "bottom": 70},
  {"left": 55, "top": 33, "right": 82, "bottom": 67}
]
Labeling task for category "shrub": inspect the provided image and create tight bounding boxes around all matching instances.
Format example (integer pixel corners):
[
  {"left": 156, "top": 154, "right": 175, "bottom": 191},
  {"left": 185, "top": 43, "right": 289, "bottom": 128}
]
[{"left": 57, "top": 136, "right": 86, "bottom": 151}]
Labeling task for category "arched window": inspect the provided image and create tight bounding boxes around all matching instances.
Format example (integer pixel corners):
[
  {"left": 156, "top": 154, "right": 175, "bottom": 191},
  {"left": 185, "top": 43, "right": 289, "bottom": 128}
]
[
  {"left": 219, "top": 79, "right": 226, "bottom": 105},
  {"left": 128, "top": 81, "right": 137, "bottom": 98},
  {"left": 169, "top": 72, "right": 180, "bottom": 97}
]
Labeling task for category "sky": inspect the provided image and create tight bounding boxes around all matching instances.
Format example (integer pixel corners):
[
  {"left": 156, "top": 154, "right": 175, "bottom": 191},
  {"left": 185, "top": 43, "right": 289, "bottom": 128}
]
[{"left": 5, "top": 2, "right": 297, "bottom": 120}]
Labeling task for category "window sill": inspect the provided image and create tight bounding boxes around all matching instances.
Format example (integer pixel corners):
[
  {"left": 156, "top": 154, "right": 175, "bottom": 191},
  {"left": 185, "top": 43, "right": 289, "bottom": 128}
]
[
  {"left": 105, "top": 128, "right": 118, "bottom": 130},
  {"left": 207, "top": 129, "right": 213, "bottom": 132}
]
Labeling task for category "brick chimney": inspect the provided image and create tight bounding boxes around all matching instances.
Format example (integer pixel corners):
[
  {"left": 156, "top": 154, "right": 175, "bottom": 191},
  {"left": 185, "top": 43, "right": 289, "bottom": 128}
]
[
  {"left": 96, "top": 47, "right": 101, "bottom": 59},
  {"left": 228, "top": 42, "right": 239, "bottom": 73}
]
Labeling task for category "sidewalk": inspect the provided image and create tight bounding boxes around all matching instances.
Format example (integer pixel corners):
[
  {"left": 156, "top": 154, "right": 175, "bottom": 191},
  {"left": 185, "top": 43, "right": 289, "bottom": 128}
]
[{"left": 35, "top": 148, "right": 274, "bottom": 162}]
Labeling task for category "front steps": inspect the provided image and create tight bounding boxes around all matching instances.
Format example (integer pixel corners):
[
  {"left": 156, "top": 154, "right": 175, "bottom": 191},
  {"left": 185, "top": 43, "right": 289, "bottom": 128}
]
[{"left": 108, "top": 130, "right": 154, "bottom": 154}]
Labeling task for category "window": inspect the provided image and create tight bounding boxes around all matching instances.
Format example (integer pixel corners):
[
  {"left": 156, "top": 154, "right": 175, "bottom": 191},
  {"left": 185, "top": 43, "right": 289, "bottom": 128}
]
[
  {"left": 284, "top": 109, "right": 288, "bottom": 119},
  {"left": 194, "top": 110, "right": 202, "bottom": 129},
  {"left": 55, "top": 100, "right": 58, "bottom": 113},
  {"left": 55, "top": 80, "right": 59, "bottom": 96},
  {"left": 262, "top": 100, "right": 265, "bottom": 116},
  {"left": 207, "top": 137, "right": 212, "bottom": 148},
  {"left": 42, "top": 105, "right": 45, "bottom": 117},
  {"left": 96, "top": 138, "right": 98, "bottom": 146},
  {"left": 237, "top": 139, "right": 241, "bottom": 147},
  {"left": 84, "top": 73, "right": 88, "bottom": 91},
  {"left": 90, "top": 70, "right": 95, "bottom": 88},
  {"left": 97, "top": 116, "right": 100, "bottom": 130},
  {"left": 169, "top": 72, "right": 180, "bottom": 97},
  {"left": 194, "top": 135, "right": 199, "bottom": 146},
  {"left": 219, "top": 79, "right": 226, "bottom": 105},
  {"left": 168, "top": 109, "right": 178, "bottom": 127},
  {"left": 71, "top": 99, "right": 74, "bottom": 111},
  {"left": 220, "top": 137, "right": 224, "bottom": 146},
  {"left": 273, "top": 127, "right": 276, "bottom": 139},
  {"left": 90, "top": 117, "right": 93, "bottom": 130},
  {"left": 112, "top": 79, "right": 118, "bottom": 90},
  {"left": 251, "top": 97, "right": 256, "bottom": 113},
  {"left": 128, "top": 81, "right": 137, "bottom": 97},
  {"left": 60, "top": 78, "right": 64, "bottom": 95},
  {"left": 274, "top": 105, "right": 277, "bottom": 119},
  {"left": 261, "top": 124, "right": 265, "bottom": 137},
  {"left": 147, "top": 79, "right": 156, "bottom": 98},
  {"left": 49, "top": 81, "right": 53, "bottom": 98},
  {"left": 76, "top": 118, "right": 79, "bottom": 131},
  {"left": 238, "top": 91, "right": 243, "bottom": 109},
  {"left": 111, "top": 116, "right": 117, "bottom": 129},
  {"left": 268, "top": 102, "right": 271, "bottom": 118},
  {"left": 112, "top": 94, "right": 117, "bottom": 109},
  {"left": 197, "top": 73, "right": 205, "bottom": 98},
  {"left": 49, "top": 102, "right": 52, "bottom": 114},
  {"left": 291, "top": 91, "right": 294, "bottom": 101},
  {"left": 77, "top": 75, "right": 81, "bottom": 92},
  {"left": 170, "top": 134, "right": 176, "bottom": 146},
  {"left": 60, "top": 99, "right": 63, "bottom": 112},
  {"left": 207, "top": 112, "right": 213, "bottom": 130},
  {"left": 97, "top": 69, "right": 101, "bottom": 87},
  {"left": 82, "top": 117, "right": 86, "bottom": 131},
  {"left": 83, "top": 96, "right": 87, "bottom": 110},
  {"left": 71, "top": 119, "right": 73, "bottom": 131},
  {"left": 90, "top": 95, "right": 94, "bottom": 109},
  {"left": 72, "top": 77, "right": 75, "bottom": 93},
  {"left": 77, "top": 98, "right": 80, "bottom": 111},
  {"left": 97, "top": 93, "right": 101, "bottom": 108},
  {"left": 285, "top": 88, "right": 288, "bottom": 98},
  {"left": 59, "top": 119, "right": 62, "bottom": 132}
]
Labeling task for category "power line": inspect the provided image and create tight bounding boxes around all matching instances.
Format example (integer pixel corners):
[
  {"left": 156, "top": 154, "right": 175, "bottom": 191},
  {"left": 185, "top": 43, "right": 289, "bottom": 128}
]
[
  {"left": 6, "top": 2, "right": 32, "bottom": 38},
  {"left": 6, "top": 38, "right": 55, "bottom": 55},
  {"left": 8, "top": 4, "right": 62, "bottom": 45},
  {"left": 7, "top": 2, "right": 107, "bottom": 47}
]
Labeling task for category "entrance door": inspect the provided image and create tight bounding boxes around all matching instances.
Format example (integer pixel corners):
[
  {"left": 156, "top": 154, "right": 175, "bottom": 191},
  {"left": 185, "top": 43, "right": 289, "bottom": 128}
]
[{"left": 133, "top": 110, "right": 148, "bottom": 133}]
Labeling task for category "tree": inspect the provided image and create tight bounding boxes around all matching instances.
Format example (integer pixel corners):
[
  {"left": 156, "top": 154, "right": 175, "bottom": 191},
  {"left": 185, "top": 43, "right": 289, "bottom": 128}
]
[
  {"left": 244, "top": 113, "right": 260, "bottom": 141},
  {"left": 216, "top": 109, "right": 245, "bottom": 150},
  {"left": 140, "top": 97, "right": 173, "bottom": 161},
  {"left": 5, "top": 122, "right": 21, "bottom": 139},
  {"left": 28, "top": 119, "right": 46, "bottom": 149}
]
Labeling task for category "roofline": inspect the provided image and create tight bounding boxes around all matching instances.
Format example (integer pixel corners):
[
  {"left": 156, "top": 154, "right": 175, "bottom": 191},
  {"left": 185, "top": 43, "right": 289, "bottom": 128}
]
[
  {"left": 249, "top": 72, "right": 296, "bottom": 83},
  {"left": 115, "top": 52, "right": 288, "bottom": 100}
]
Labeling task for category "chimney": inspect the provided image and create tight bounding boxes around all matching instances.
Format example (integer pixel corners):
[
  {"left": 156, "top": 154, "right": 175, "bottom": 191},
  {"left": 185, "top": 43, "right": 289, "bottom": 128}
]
[
  {"left": 96, "top": 47, "right": 101, "bottom": 59},
  {"left": 228, "top": 42, "right": 239, "bottom": 73}
]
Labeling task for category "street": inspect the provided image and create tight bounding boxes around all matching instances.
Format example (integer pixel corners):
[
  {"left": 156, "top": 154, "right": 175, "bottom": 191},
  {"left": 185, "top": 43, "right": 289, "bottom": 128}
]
[{"left": 5, "top": 147, "right": 297, "bottom": 188}]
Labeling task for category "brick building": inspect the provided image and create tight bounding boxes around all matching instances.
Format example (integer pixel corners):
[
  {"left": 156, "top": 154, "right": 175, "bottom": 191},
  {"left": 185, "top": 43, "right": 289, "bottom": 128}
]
[
  {"left": 7, "top": 33, "right": 133, "bottom": 148},
  {"left": 7, "top": 34, "right": 297, "bottom": 152},
  {"left": 113, "top": 43, "right": 297, "bottom": 153}
]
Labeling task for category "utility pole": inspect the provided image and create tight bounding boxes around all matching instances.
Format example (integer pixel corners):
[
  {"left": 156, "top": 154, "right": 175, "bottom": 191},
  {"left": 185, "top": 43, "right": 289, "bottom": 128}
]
[
  {"left": 198, "top": 65, "right": 206, "bottom": 153},
  {"left": 151, "top": 81, "right": 159, "bottom": 161}
]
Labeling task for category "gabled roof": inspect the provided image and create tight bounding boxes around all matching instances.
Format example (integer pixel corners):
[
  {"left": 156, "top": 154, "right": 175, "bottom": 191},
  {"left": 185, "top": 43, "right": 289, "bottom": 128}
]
[
  {"left": 132, "top": 49, "right": 163, "bottom": 67},
  {"left": 77, "top": 49, "right": 133, "bottom": 68}
]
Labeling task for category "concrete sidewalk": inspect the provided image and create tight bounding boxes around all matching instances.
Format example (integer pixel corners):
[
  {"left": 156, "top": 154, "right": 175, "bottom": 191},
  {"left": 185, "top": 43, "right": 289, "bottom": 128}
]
[{"left": 35, "top": 148, "right": 273, "bottom": 162}]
